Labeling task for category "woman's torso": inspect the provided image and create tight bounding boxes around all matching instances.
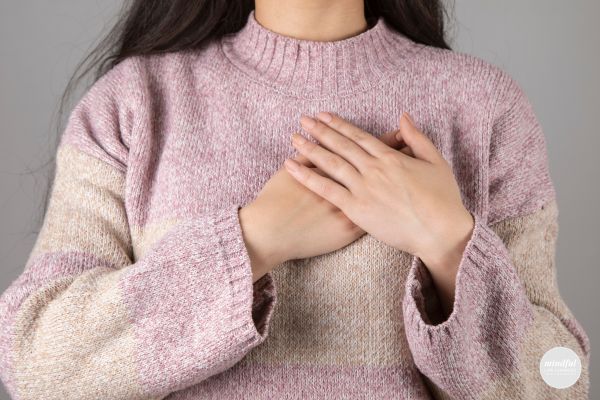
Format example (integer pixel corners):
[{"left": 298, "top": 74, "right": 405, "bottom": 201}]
[{"left": 123, "top": 34, "right": 498, "bottom": 399}]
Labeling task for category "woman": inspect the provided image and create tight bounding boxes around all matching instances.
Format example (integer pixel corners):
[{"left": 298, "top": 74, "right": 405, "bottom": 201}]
[{"left": 0, "top": 0, "right": 590, "bottom": 399}]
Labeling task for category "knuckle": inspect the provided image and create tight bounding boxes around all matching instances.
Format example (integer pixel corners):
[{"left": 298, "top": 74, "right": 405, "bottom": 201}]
[
  {"left": 326, "top": 114, "right": 342, "bottom": 129},
  {"left": 295, "top": 167, "right": 308, "bottom": 182},
  {"left": 363, "top": 162, "right": 388, "bottom": 182},
  {"left": 319, "top": 180, "right": 332, "bottom": 197},
  {"left": 350, "top": 131, "right": 369, "bottom": 145},
  {"left": 313, "top": 120, "right": 328, "bottom": 134},
  {"left": 301, "top": 168, "right": 316, "bottom": 184},
  {"left": 348, "top": 131, "right": 361, "bottom": 142},
  {"left": 324, "top": 154, "right": 343, "bottom": 170},
  {"left": 380, "top": 150, "right": 400, "bottom": 164},
  {"left": 339, "top": 139, "right": 357, "bottom": 154},
  {"left": 340, "top": 162, "right": 355, "bottom": 179},
  {"left": 360, "top": 157, "right": 377, "bottom": 171},
  {"left": 303, "top": 141, "right": 317, "bottom": 155},
  {"left": 384, "top": 151, "right": 408, "bottom": 169}
]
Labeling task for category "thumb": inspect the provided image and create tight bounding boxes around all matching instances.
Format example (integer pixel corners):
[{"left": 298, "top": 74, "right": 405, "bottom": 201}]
[
  {"left": 379, "top": 129, "right": 414, "bottom": 157},
  {"left": 378, "top": 128, "right": 406, "bottom": 150},
  {"left": 395, "top": 112, "right": 441, "bottom": 163}
]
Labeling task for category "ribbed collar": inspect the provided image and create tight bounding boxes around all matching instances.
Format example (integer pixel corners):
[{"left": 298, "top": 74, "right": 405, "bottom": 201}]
[{"left": 219, "top": 10, "right": 418, "bottom": 99}]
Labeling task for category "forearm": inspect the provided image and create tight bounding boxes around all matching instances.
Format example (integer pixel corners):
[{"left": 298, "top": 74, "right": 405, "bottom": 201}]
[
  {"left": 402, "top": 199, "right": 590, "bottom": 399},
  {"left": 0, "top": 145, "right": 278, "bottom": 400}
]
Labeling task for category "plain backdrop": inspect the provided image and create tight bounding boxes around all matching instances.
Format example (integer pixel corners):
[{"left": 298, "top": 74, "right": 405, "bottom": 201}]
[{"left": 1, "top": 1, "right": 598, "bottom": 399}]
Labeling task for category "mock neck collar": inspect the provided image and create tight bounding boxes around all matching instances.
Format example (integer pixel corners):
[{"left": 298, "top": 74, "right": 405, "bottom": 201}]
[{"left": 219, "top": 10, "right": 419, "bottom": 99}]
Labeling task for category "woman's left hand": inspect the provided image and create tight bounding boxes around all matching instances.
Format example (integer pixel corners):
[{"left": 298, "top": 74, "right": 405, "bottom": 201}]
[{"left": 284, "top": 111, "right": 475, "bottom": 313}]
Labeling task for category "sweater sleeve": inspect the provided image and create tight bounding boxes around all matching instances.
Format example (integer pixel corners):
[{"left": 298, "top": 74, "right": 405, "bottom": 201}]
[
  {"left": 401, "top": 70, "right": 590, "bottom": 399},
  {"left": 0, "top": 57, "right": 277, "bottom": 400}
]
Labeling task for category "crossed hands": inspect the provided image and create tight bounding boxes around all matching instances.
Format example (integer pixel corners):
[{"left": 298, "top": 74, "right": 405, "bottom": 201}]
[{"left": 283, "top": 111, "right": 475, "bottom": 314}]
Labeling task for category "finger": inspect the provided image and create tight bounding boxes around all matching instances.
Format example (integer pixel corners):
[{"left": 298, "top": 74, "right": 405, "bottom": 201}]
[
  {"left": 292, "top": 123, "right": 411, "bottom": 167},
  {"left": 395, "top": 112, "right": 443, "bottom": 164},
  {"left": 298, "top": 117, "right": 373, "bottom": 172},
  {"left": 291, "top": 132, "right": 361, "bottom": 191},
  {"left": 310, "top": 112, "right": 392, "bottom": 158},
  {"left": 291, "top": 135, "right": 407, "bottom": 167},
  {"left": 296, "top": 142, "right": 414, "bottom": 165},
  {"left": 311, "top": 166, "right": 329, "bottom": 177},
  {"left": 297, "top": 128, "right": 405, "bottom": 155},
  {"left": 291, "top": 152, "right": 314, "bottom": 167},
  {"left": 283, "top": 157, "right": 353, "bottom": 211}
]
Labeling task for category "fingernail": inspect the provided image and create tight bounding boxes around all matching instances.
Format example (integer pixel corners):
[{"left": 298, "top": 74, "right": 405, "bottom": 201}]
[
  {"left": 404, "top": 112, "right": 414, "bottom": 125},
  {"left": 300, "top": 115, "right": 317, "bottom": 129},
  {"left": 292, "top": 133, "right": 307, "bottom": 145},
  {"left": 316, "top": 112, "right": 332, "bottom": 123},
  {"left": 284, "top": 158, "right": 300, "bottom": 173}
]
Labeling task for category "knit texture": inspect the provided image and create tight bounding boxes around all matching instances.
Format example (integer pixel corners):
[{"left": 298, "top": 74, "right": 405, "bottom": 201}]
[{"left": 0, "top": 10, "right": 590, "bottom": 399}]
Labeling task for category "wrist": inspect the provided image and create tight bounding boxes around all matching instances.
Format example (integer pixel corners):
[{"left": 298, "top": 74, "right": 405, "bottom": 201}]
[
  {"left": 238, "top": 204, "right": 285, "bottom": 282},
  {"left": 417, "top": 209, "right": 475, "bottom": 272}
]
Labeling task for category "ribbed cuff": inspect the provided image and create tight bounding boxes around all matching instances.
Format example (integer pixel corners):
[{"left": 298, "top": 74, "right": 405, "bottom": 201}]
[
  {"left": 210, "top": 204, "right": 278, "bottom": 347},
  {"left": 252, "top": 272, "right": 277, "bottom": 337},
  {"left": 120, "top": 204, "right": 278, "bottom": 395},
  {"left": 401, "top": 212, "right": 534, "bottom": 396}
]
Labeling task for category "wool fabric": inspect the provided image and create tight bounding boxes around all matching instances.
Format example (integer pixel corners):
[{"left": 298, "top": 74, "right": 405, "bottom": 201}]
[{"left": 0, "top": 9, "right": 590, "bottom": 400}]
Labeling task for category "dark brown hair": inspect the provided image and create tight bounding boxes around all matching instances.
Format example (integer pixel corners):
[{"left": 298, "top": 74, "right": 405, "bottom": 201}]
[{"left": 36, "top": 0, "right": 455, "bottom": 229}]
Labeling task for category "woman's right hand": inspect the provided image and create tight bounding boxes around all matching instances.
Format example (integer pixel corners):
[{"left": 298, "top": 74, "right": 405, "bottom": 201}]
[
  {"left": 240, "top": 154, "right": 365, "bottom": 282},
  {"left": 240, "top": 127, "right": 408, "bottom": 282}
]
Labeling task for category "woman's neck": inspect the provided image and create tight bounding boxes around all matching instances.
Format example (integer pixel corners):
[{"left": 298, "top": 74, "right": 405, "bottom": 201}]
[{"left": 254, "top": 0, "right": 368, "bottom": 42}]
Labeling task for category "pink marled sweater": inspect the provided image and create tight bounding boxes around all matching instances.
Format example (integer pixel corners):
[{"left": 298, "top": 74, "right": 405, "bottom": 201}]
[{"left": 0, "top": 9, "right": 590, "bottom": 400}]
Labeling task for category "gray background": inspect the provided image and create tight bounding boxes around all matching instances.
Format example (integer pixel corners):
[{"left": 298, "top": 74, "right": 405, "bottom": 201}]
[{"left": 0, "top": 1, "right": 598, "bottom": 398}]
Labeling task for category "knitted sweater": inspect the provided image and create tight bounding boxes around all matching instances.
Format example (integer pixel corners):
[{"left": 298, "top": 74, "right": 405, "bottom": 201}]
[{"left": 0, "top": 9, "right": 590, "bottom": 400}]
